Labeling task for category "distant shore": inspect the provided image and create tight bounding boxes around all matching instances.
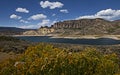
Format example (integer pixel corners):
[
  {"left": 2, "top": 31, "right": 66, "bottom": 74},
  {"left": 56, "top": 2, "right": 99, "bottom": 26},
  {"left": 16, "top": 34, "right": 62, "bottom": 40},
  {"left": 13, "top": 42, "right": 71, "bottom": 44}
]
[
  {"left": 50, "top": 35, "right": 120, "bottom": 40},
  {"left": 10, "top": 34, "right": 120, "bottom": 40},
  {"left": 11, "top": 35, "right": 52, "bottom": 37}
]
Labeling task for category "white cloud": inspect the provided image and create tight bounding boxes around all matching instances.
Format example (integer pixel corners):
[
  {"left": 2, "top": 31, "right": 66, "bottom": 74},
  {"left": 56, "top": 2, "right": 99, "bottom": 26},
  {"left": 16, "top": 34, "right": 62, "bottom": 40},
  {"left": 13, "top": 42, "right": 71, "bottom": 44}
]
[
  {"left": 19, "top": 19, "right": 50, "bottom": 29},
  {"left": 76, "top": 9, "right": 120, "bottom": 21},
  {"left": 19, "top": 19, "right": 57, "bottom": 29},
  {"left": 38, "top": 19, "right": 50, "bottom": 27},
  {"left": 38, "top": 19, "right": 57, "bottom": 27},
  {"left": 40, "top": 1, "right": 64, "bottom": 9},
  {"left": 52, "top": 14, "right": 56, "bottom": 16},
  {"left": 10, "top": 14, "right": 22, "bottom": 19},
  {"left": 51, "top": 20, "right": 57, "bottom": 25},
  {"left": 28, "top": 14, "right": 47, "bottom": 20},
  {"left": 60, "top": 9, "right": 69, "bottom": 13},
  {"left": 16, "top": 7, "right": 29, "bottom": 13},
  {"left": 19, "top": 20, "right": 29, "bottom": 23},
  {"left": 19, "top": 25, "right": 38, "bottom": 29}
]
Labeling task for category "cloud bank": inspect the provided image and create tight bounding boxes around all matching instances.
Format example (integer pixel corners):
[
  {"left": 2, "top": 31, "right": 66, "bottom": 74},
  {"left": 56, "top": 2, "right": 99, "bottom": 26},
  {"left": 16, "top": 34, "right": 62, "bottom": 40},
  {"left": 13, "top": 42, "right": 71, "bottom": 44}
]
[
  {"left": 76, "top": 9, "right": 120, "bottom": 21},
  {"left": 37, "top": 19, "right": 50, "bottom": 27},
  {"left": 19, "top": 19, "right": 57, "bottom": 29},
  {"left": 19, "top": 25, "right": 38, "bottom": 29},
  {"left": 19, "top": 20, "right": 50, "bottom": 29}
]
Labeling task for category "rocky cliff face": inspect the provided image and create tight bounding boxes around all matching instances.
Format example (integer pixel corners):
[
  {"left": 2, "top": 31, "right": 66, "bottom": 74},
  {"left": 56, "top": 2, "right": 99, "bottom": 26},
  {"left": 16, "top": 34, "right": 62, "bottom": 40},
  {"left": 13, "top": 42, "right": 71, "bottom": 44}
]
[
  {"left": 22, "top": 18, "right": 120, "bottom": 36},
  {"left": 51, "top": 18, "right": 120, "bottom": 35},
  {"left": 23, "top": 30, "right": 39, "bottom": 35},
  {"left": 38, "top": 28, "right": 54, "bottom": 35},
  {"left": 23, "top": 27, "right": 54, "bottom": 35}
]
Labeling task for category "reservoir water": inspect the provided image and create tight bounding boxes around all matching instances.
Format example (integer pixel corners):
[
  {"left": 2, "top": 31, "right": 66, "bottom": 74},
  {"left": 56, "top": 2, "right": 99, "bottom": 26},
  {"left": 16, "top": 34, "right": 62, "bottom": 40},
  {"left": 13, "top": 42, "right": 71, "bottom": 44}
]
[{"left": 16, "top": 36, "right": 120, "bottom": 45}]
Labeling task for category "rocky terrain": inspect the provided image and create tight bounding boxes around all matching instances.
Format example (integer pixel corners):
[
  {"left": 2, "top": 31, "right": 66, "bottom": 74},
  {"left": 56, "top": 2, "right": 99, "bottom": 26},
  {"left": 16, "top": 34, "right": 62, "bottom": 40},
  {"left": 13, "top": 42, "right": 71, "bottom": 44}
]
[
  {"left": 23, "top": 26, "right": 54, "bottom": 35},
  {"left": 51, "top": 18, "right": 120, "bottom": 36},
  {"left": 22, "top": 18, "right": 120, "bottom": 36}
]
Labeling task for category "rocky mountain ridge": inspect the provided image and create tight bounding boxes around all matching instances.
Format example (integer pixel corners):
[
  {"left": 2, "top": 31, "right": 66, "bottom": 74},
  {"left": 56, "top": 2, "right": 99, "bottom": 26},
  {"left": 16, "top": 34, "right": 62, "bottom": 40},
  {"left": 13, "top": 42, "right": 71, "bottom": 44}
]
[
  {"left": 51, "top": 18, "right": 120, "bottom": 35},
  {"left": 22, "top": 18, "right": 120, "bottom": 36}
]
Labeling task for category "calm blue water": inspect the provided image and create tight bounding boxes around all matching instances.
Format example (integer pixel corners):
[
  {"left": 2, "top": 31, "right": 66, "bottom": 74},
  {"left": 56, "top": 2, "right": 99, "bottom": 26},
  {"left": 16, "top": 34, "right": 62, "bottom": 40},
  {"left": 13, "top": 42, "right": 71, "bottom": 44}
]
[{"left": 16, "top": 36, "right": 120, "bottom": 45}]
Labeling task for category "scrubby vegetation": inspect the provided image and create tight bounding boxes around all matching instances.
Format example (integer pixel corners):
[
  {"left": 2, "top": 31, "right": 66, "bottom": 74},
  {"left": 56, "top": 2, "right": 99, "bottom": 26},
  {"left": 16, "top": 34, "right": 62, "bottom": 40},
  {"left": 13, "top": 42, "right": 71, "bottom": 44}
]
[
  {"left": 0, "top": 43, "right": 120, "bottom": 75},
  {"left": 0, "top": 36, "right": 21, "bottom": 41},
  {"left": 0, "top": 36, "right": 31, "bottom": 53}
]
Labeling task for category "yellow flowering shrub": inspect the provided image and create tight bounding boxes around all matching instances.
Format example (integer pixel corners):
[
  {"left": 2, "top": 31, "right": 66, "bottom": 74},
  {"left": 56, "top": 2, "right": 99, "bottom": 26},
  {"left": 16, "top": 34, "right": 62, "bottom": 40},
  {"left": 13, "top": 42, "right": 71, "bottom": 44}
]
[{"left": 0, "top": 43, "right": 120, "bottom": 75}]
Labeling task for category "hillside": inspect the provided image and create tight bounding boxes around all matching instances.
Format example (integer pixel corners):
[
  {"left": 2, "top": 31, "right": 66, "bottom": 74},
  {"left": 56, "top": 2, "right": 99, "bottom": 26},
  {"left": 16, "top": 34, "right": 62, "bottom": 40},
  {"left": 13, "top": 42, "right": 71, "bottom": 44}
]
[
  {"left": 51, "top": 18, "right": 120, "bottom": 36},
  {"left": 23, "top": 27, "right": 54, "bottom": 35},
  {"left": 0, "top": 27, "right": 36, "bottom": 35},
  {"left": 22, "top": 18, "right": 120, "bottom": 36},
  {"left": 0, "top": 36, "right": 33, "bottom": 63},
  {"left": 0, "top": 36, "right": 31, "bottom": 53}
]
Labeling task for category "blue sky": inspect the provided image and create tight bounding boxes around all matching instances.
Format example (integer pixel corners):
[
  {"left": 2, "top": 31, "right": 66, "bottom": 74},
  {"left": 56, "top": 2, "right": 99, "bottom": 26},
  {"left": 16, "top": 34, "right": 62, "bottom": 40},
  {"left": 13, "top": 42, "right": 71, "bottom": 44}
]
[{"left": 0, "top": 0, "right": 120, "bottom": 29}]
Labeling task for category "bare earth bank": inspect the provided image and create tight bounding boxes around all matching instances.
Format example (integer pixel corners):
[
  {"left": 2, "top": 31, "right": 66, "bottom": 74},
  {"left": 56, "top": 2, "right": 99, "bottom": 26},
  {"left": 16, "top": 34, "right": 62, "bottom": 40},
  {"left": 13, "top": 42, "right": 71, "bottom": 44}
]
[{"left": 13, "top": 35, "right": 120, "bottom": 40}]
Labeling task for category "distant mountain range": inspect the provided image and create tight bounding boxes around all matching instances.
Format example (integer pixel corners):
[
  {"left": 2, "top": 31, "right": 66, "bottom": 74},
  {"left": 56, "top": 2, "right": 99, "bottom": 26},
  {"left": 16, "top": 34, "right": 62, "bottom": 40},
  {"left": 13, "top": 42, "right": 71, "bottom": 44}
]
[{"left": 0, "top": 27, "right": 36, "bottom": 35}]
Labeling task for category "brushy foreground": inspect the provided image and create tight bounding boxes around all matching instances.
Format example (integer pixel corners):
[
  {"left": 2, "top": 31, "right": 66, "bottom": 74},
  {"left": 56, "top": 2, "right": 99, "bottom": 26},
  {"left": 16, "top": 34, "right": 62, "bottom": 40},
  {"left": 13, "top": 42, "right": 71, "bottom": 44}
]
[{"left": 0, "top": 43, "right": 120, "bottom": 75}]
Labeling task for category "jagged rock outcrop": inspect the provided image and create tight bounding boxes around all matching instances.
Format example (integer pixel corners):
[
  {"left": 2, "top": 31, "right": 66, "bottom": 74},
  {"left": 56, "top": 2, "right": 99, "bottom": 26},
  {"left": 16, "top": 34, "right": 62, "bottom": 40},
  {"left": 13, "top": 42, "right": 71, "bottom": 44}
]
[
  {"left": 51, "top": 18, "right": 120, "bottom": 35},
  {"left": 23, "top": 18, "right": 120, "bottom": 36},
  {"left": 38, "top": 27, "right": 54, "bottom": 35}
]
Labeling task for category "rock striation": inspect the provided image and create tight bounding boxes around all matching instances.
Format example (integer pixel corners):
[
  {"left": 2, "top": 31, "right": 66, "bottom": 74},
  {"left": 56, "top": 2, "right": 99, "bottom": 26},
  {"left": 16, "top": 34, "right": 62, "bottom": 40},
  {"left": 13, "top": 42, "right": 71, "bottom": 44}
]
[
  {"left": 22, "top": 18, "right": 120, "bottom": 36},
  {"left": 23, "top": 27, "right": 54, "bottom": 35},
  {"left": 51, "top": 18, "right": 120, "bottom": 35}
]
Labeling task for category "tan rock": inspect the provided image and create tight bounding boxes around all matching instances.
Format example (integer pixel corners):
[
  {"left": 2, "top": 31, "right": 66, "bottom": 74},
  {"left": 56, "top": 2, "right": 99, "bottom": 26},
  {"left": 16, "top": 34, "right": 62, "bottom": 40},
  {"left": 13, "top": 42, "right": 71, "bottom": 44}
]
[{"left": 23, "top": 30, "right": 38, "bottom": 35}]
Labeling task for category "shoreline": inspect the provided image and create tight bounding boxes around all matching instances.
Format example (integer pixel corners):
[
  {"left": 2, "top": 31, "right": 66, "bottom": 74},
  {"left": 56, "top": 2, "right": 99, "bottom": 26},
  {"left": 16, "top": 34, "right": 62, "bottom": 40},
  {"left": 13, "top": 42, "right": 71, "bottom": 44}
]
[
  {"left": 11, "top": 35, "right": 52, "bottom": 37},
  {"left": 10, "top": 34, "right": 120, "bottom": 40},
  {"left": 50, "top": 35, "right": 120, "bottom": 40}
]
